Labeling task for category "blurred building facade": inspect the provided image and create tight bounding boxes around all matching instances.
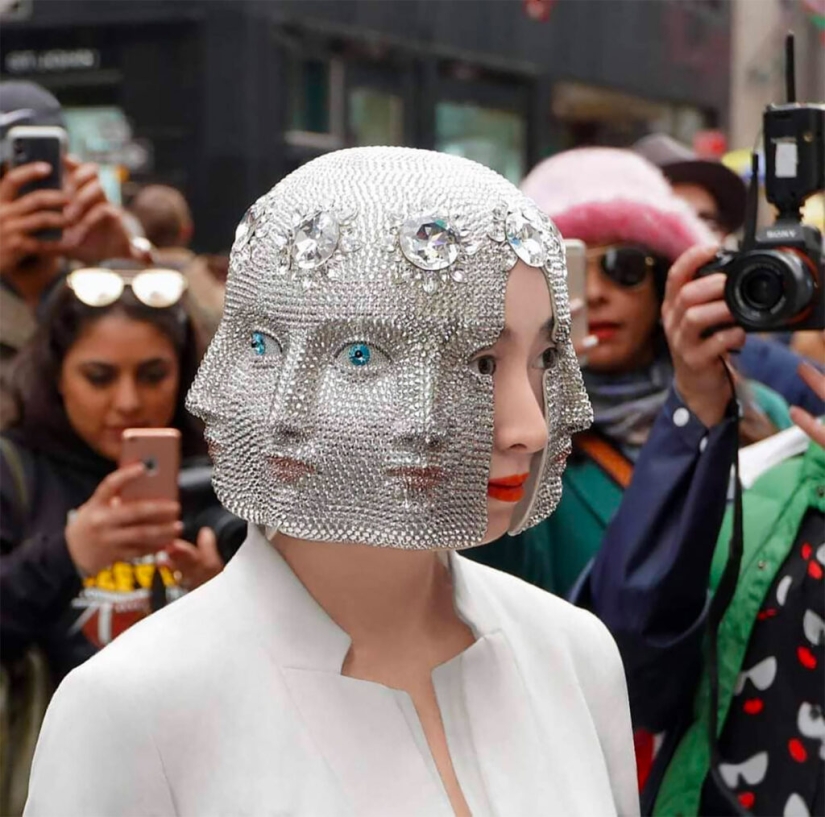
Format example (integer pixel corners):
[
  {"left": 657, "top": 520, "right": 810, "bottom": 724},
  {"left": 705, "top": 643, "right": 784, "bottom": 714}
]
[
  {"left": 1, "top": 0, "right": 733, "bottom": 251},
  {"left": 729, "top": 0, "right": 825, "bottom": 150}
]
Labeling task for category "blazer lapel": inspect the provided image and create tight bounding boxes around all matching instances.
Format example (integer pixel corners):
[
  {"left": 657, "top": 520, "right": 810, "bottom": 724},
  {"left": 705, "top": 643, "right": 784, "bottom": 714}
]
[
  {"left": 282, "top": 669, "right": 453, "bottom": 817},
  {"left": 448, "top": 556, "right": 556, "bottom": 814}
]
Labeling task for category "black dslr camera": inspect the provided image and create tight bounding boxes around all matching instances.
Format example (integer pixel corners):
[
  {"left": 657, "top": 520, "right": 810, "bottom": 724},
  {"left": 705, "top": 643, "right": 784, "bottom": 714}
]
[{"left": 698, "top": 36, "right": 824, "bottom": 333}]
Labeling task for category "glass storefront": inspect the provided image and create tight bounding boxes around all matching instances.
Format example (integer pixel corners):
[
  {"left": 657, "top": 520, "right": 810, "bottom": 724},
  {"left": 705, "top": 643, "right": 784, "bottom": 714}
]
[{"left": 435, "top": 101, "right": 525, "bottom": 184}]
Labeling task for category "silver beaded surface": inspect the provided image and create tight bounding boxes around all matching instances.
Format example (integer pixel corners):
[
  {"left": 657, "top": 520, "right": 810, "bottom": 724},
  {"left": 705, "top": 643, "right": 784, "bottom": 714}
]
[{"left": 187, "top": 147, "right": 592, "bottom": 549}]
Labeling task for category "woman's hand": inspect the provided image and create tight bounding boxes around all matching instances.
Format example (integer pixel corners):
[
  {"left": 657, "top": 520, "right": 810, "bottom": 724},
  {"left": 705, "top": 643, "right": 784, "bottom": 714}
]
[
  {"left": 662, "top": 245, "right": 747, "bottom": 428},
  {"left": 65, "top": 463, "right": 182, "bottom": 576},
  {"left": 791, "top": 362, "right": 825, "bottom": 448},
  {"left": 163, "top": 527, "right": 224, "bottom": 590}
]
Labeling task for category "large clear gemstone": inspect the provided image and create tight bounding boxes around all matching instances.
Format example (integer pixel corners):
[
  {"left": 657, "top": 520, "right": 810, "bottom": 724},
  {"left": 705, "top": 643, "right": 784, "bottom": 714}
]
[
  {"left": 505, "top": 210, "right": 546, "bottom": 267},
  {"left": 292, "top": 211, "right": 340, "bottom": 270},
  {"left": 235, "top": 209, "right": 254, "bottom": 245},
  {"left": 399, "top": 215, "right": 460, "bottom": 271}
]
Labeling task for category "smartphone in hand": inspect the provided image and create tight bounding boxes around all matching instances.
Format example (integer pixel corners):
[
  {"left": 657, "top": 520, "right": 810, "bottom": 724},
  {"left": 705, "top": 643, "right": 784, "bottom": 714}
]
[
  {"left": 564, "top": 239, "right": 588, "bottom": 353},
  {"left": 7, "top": 125, "right": 67, "bottom": 241},
  {"left": 119, "top": 428, "right": 181, "bottom": 502}
]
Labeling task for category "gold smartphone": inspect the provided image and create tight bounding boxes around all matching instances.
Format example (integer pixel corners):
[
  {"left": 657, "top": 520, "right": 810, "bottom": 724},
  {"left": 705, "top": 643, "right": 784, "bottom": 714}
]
[{"left": 119, "top": 428, "right": 181, "bottom": 502}]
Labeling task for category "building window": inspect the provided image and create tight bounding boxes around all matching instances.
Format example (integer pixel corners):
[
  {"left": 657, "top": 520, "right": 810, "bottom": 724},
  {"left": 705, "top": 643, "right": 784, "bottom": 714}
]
[
  {"left": 287, "top": 56, "right": 330, "bottom": 134},
  {"left": 435, "top": 101, "right": 525, "bottom": 184},
  {"left": 348, "top": 87, "right": 403, "bottom": 147}
]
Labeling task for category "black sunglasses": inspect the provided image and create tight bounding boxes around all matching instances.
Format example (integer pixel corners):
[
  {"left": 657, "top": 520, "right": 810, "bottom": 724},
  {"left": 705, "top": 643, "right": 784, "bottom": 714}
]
[{"left": 587, "top": 245, "right": 671, "bottom": 289}]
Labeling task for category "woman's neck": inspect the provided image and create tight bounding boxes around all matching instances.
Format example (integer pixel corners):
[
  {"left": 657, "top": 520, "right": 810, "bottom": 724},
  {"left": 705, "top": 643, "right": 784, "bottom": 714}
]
[{"left": 272, "top": 532, "right": 454, "bottom": 647}]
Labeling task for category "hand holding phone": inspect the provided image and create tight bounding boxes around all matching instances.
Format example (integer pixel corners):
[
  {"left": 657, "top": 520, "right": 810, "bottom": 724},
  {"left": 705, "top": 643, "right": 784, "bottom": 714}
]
[
  {"left": 6, "top": 125, "right": 66, "bottom": 242},
  {"left": 564, "top": 239, "right": 597, "bottom": 363},
  {"left": 64, "top": 461, "right": 183, "bottom": 577},
  {"left": 119, "top": 429, "right": 181, "bottom": 502}
]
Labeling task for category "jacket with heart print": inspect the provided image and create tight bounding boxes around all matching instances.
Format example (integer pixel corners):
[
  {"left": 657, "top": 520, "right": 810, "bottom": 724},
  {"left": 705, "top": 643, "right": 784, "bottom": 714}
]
[{"left": 653, "top": 440, "right": 825, "bottom": 816}]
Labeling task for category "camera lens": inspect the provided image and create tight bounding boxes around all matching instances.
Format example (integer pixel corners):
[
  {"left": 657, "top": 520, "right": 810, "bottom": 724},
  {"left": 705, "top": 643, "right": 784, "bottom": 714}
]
[
  {"left": 727, "top": 250, "right": 814, "bottom": 330},
  {"left": 740, "top": 269, "right": 783, "bottom": 310}
]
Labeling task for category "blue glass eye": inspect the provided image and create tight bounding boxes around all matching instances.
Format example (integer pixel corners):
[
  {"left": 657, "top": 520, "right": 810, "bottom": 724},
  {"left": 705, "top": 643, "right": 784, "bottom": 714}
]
[
  {"left": 251, "top": 331, "right": 281, "bottom": 358},
  {"left": 334, "top": 341, "right": 388, "bottom": 371},
  {"left": 251, "top": 331, "right": 266, "bottom": 356},
  {"left": 347, "top": 343, "right": 371, "bottom": 367}
]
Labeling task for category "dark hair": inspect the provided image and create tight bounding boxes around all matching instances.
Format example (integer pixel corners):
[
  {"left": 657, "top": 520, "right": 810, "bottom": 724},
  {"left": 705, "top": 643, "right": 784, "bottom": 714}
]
[{"left": 10, "top": 282, "right": 206, "bottom": 459}]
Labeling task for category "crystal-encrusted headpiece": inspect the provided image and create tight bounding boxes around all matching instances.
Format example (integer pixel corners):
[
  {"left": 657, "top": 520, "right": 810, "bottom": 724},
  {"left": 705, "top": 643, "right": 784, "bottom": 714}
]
[{"left": 188, "top": 147, "right": 591, "bottom": 549}]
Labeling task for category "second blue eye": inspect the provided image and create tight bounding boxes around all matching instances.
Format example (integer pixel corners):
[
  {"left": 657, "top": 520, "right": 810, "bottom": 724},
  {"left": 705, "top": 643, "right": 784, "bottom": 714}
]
[
  {"left": 250, "top": 331, "right": 280, "bottom": 357},
  {"left": 347, "top": 343, "right": 371, "bottom": 367},
  {"left": 334, "top": 341, "right": 389, "bottom": 371}
]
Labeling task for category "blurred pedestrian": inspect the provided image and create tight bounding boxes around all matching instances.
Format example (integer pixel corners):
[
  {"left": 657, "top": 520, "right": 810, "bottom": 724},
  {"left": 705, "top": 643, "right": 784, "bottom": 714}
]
[
  {"left": 633, "top": 132, "right": 746, "bottom": 241},
  {"left": 128, "top": 184, "right": 193, "bottom": 251},
  {"left": 0, "top": 81, "right": 149, "bottom": 428},
  {"left": 128, "top": 183, "right": 224, "bottom": 341}
]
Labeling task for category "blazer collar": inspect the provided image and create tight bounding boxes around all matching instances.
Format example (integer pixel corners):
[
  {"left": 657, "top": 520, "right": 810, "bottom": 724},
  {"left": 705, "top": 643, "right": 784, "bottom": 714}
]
[{"left": 220, "top": 524, "right": 500, "bottom": 672}]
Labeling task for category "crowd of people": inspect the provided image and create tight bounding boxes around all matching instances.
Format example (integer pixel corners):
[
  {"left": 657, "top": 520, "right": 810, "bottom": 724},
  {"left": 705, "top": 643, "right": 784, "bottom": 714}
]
[{"left": 1, "top": 79, "right": 823, "bottom": 817}]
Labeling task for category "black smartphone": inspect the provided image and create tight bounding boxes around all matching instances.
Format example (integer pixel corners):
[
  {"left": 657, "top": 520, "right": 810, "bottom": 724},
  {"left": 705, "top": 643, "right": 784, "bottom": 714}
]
[{"left": 7, "top": 125, "right": 67, "bottom": 241}]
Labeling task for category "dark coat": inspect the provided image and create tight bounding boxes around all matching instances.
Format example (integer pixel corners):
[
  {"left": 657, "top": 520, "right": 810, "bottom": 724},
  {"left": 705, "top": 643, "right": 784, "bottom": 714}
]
[{"left": 1, "top": 428, "right": 109, "bottom": 680}]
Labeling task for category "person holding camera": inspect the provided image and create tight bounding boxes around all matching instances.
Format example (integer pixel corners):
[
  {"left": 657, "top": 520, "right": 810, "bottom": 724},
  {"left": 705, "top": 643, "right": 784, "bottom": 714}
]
[
  {"left": 0, "top": 81, "right": 150, "bottom": 429},
  {"left": 586, "top": 308, "right": 824, "bottom": 816}
]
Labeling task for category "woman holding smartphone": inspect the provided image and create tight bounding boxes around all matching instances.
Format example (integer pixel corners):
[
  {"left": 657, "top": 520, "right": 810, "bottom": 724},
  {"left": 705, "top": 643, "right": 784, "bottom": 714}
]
[{"left": 0, "top": 266, "right": 224, "bottom": 685}]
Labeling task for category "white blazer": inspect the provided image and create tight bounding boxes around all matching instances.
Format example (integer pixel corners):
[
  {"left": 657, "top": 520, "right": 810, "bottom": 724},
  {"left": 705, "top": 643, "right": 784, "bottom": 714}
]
[{"left": 25, "top": 526, "right": 639, "bottom": 817}]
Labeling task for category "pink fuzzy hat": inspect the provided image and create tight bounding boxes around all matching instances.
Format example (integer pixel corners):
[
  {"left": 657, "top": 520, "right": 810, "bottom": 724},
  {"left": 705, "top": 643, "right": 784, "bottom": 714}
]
[{"left": 520, "top": 147, "right": 714, "bottom": 261}]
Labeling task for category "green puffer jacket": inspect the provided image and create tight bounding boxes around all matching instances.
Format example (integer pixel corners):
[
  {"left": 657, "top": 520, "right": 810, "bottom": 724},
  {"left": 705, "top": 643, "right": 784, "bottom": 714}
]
[{"left": 653, "top": 441, "right": 825, "bottom": 816}]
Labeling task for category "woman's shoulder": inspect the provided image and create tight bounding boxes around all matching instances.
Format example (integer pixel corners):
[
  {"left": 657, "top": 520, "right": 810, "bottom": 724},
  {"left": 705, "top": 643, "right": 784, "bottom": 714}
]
[{"left": 64, "top": 569, "right": 244, "bottom": 691}]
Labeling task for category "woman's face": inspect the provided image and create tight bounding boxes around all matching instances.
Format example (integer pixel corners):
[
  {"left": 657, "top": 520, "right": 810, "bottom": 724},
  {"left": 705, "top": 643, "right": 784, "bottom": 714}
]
[
  {"left": 59, "top": 313, "right": 181, "bottom": 461},
  {"left": 585, "top": 243, "right": 661, "bottom": 373},
  {"left": 481, "top": 261, "right": 553, "bottom": 543}
]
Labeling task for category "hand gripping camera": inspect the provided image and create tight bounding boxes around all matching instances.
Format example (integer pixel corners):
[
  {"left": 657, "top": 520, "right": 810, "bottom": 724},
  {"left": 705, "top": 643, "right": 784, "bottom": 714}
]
[{"left": 699, "top": 35, "right": 824, "bottom": 333}]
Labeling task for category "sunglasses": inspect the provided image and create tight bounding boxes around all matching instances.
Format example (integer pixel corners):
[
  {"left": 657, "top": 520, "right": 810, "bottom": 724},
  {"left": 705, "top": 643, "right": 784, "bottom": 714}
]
[
  {"left": 67, "top": 268, "right": 188, "bottom": 309},
  {"left": 586, "top": 246, "right": 670, "bottom": 289}
]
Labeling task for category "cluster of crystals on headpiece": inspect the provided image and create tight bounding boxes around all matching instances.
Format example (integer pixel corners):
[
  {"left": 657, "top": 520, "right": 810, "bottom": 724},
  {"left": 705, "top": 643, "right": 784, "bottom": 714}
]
[
  {"left": 488, "top": 201, "right": 560, "bottom": 273},
  {"left": 187, "top": 147, "right": 592, "bottom": 550},
  {"left": 260, "top": 200, "right": 363, "bottom": 288},
  {"left": 380, "top": 201, "right": 483, "bottom": 293}
]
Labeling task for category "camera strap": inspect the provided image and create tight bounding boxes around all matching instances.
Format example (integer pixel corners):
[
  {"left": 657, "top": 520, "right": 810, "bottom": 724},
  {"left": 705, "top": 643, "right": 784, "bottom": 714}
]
[{"left": 705, "top": 359, "right": 750, "bottom": 816}]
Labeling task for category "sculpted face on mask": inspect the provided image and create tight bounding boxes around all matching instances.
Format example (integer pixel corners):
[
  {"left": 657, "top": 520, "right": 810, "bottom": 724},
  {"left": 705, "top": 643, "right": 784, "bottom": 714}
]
[{"left": 187, "top": 148, "right": 591, "bottom": 549}]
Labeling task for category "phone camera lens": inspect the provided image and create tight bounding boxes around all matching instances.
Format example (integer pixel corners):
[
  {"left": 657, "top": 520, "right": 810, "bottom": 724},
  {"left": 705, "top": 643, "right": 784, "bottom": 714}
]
[{"left": 143, "top": 457, "right": 158, "bottom": 474}]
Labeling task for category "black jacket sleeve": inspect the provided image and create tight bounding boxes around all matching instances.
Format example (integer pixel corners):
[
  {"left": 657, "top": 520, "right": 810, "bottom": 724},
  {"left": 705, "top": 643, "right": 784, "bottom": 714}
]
[
  {"left": 573, "top": 387, "right": 738, "bottom": 732},
  {"left": 0, "top": 448, "right": 83, "bottom": 663}
]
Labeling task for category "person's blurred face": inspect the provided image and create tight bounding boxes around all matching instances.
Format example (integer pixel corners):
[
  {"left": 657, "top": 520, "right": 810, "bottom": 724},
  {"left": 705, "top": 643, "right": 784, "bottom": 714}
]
[
  {"left": 585, "top": 243, "right": 660, "bottom": 373},
  {"left": 672, "top": 182, "right": 725, "bottom": 240},
  {"left": 481, "top": 261, "right": 552, "bottom": 543},
  {"left": 59, "top": 313, "right": 180, "bottom": 461}
]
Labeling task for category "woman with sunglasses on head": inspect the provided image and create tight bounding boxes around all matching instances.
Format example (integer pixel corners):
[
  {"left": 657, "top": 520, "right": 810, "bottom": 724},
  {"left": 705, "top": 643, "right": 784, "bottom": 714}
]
[
  {"left": 0, "top": 264, "right": 225, "bottom": 689},
  {"left": 467, "top": 148, "right": 790, "bottom": 600}
]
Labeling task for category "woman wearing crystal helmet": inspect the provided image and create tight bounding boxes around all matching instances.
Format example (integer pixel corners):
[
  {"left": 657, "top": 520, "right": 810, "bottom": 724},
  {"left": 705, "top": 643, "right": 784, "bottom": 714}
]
[{"left": 25, "top": 148, "right": 638, "bottom": 817}]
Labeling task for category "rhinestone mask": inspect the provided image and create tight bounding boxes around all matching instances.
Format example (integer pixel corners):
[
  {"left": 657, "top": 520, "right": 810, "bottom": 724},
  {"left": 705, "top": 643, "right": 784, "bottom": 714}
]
[{"left": 187, "top": 148, "right": 592, "bottom": 549}]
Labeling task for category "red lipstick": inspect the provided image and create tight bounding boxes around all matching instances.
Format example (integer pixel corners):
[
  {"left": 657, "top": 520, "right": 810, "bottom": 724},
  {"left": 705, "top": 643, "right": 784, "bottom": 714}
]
[
  {"left": 588, "top": 322, "right": 619, "bottom": 342},
  {"left": 488, "top": 472, "right": 529, "bottom": 503}
]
